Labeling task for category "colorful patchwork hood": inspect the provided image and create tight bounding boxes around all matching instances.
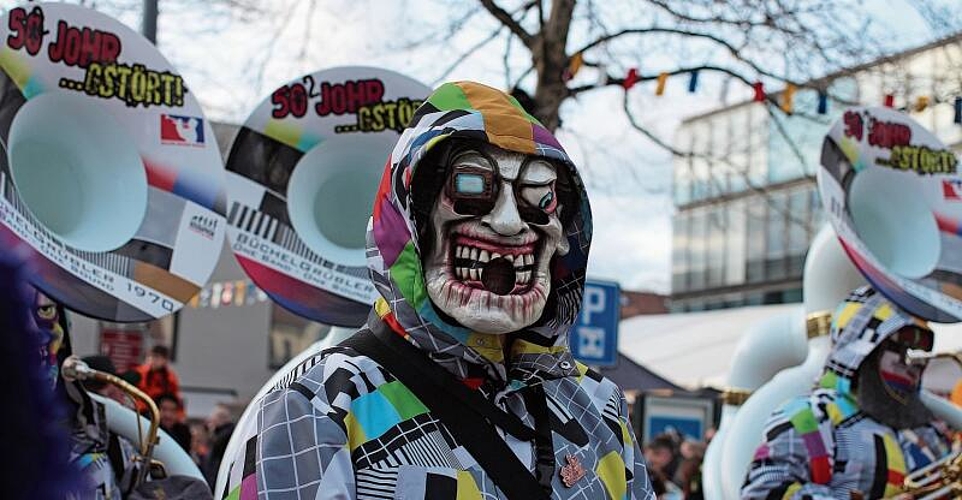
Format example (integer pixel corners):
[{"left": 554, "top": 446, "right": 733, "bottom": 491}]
[
  {"left": 366, "top": 81, "right": 591, "bottom": 384},
  {"left": 819, "top": 285, "right": 930, "bottom": 393}
]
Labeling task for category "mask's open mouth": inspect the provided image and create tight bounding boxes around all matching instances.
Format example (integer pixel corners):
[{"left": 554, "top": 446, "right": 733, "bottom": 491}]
[{"left": 450, "top": 235, "right": 536, "bottom": 295}]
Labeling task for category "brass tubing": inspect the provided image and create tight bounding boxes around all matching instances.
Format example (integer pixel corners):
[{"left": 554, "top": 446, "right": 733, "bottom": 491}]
[
  {"left": 806, "top": 311, "right": 833, "bottom": 339},
  {"left": 721, "top": 387, "right": 753, "bottom": 406},
  {"left": 63, "top": 358, "right": 160, "bottom": 486}
]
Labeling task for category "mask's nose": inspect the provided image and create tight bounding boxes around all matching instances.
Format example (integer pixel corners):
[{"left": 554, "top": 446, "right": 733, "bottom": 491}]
[{"left": 483, "top": 183, "right": 524, "bottom": 236}]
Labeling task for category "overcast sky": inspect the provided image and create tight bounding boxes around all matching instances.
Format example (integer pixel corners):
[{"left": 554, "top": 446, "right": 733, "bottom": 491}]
[{"left": 1, "top": 0, "right": 951, "bottom": 294}]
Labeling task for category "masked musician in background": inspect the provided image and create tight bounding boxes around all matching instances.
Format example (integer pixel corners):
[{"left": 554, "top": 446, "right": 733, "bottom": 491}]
[
  {"left": 742, "top": 286, "right": 956, "bottom": 499},
  {"left": 232, "top": 82, "right": 653, "bottom": 499},
  {"left": 34, "top": 295, "right": 141, "bottom": 500}
]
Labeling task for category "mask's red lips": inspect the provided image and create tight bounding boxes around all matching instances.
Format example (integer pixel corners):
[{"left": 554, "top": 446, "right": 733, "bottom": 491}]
[{"left": 453, "top": 234, "right": 536, "bottom": 255}]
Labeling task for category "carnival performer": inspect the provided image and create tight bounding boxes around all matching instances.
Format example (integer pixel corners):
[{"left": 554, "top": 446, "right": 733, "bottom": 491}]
[
  {"left": 742, "top": 286, "right": 956, "bottom": 499},
  {"left": 229, "top": 81, "right": 653, "bottom": 499},
  {"left": 0, "top": 235, "right": 79, "bottom": 499},
  {"left": 37, "top": 295, "right": 141, "bottom": 500}
]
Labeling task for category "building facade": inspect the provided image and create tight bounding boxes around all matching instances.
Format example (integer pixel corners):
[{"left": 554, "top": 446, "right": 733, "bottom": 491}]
[{"left": 671, "top": 34, "right": 962, "bottom": 311}]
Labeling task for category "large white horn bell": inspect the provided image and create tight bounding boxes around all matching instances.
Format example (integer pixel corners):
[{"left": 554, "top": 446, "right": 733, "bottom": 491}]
[
  {"left": 849, "top": 165, "right": 939, "bottom": 279},
  {"left": 287, "top": 134, "right": 394, "bottom": 268},
  {"left": 8, "top": 91, "right": 147, "bottom": 253}
]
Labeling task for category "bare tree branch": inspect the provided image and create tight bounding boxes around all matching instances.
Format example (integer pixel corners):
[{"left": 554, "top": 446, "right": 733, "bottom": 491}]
[
  {"left": 479, "top": 0, "right": 535, "bottom": 48},
  {"left": 429, "top": 26, "right": 505, "bottom": 86},
  {"left": 577, "top": 27, "right": 802, "bottom": 85}
]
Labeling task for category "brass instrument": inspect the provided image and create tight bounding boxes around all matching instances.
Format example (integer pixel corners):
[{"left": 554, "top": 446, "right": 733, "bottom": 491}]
[
  {"left": 896, "top": 450, "right": 962, "bottom": 500},
  {"left": 888, "top": 350, "right": 962, "bottom": 499},
  {"left": 61, "top": 356, "right": 165, "bottom": 487}
]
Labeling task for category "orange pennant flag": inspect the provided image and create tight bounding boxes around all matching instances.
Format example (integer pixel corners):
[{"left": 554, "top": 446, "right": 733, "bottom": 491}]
[
  {"left": 915, "top": 95, "right": 930, "bottom": 112},
  {"left": 655, "top": 72, "right": 668, "bottom": 96},
  {"left": 562, "top": 52, "right": 584, "bottom": 82},
  {"left": 781, "top": 84, "right": 797, "bottom": 114}
]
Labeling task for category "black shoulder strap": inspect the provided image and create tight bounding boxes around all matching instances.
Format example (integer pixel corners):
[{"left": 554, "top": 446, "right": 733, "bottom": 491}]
[{"left": 341, "top": 325, "right": 551, "bottom": 500}]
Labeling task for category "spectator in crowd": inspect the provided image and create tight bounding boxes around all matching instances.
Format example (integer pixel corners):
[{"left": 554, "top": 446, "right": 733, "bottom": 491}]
[
  {"left": 189, "top": 421, "right": 210, "bottom": 469},
  {"left": 132, "top": 345, "right": 181, "bottom": 405},
  {"left": 703, "top": 426, "right": 716, "bottom": 444},
  {"left": 201, "top": 403, "right": 235, "bottom": 487},
  {"left": 156, "top": 393, "right": 191, "bottom": 452},
  {"left": 645, "top": 434, "right": 683, "bottom": 499},
  {"left": 673, "top": 439, "right": 706, "bottom": 500}
]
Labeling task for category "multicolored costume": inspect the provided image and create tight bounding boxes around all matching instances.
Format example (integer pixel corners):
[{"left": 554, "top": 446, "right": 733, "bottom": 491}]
[
  {"left": 220, "top": 82, "right": 653, "bottom": 499},
  {"left": 741, "top": 286, "right": 955, "bottom": 499}
]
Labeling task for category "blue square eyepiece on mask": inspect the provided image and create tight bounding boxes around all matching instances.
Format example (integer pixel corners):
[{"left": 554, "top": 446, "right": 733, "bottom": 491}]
[{"left": 455, "top": 173, "right": 486, "bottom": 194}]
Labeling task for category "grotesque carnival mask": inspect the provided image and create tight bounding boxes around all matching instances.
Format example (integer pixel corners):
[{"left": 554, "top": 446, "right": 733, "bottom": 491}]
[
  {"left": 877, "top": 326, "right": 933, "bottom": 401},
  {"left": 421, "top": 141, "right": 571, "bottom": 334},
  {"left": 34, "top": 292, "right": 65, "bottom": 388},
  {"left": 856, "top": 323, "right": 935, "bottom": 428}
]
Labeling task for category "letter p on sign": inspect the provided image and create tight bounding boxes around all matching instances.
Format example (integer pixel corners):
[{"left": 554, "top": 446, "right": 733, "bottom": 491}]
[{"left": 571, "top": 280, "right": 620, "bottom": 367}]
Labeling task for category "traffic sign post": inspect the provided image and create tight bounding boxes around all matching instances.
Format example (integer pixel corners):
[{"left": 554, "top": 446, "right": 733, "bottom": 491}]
[{"left": 570, "top": 279, "right": 620, "bottom": 367}]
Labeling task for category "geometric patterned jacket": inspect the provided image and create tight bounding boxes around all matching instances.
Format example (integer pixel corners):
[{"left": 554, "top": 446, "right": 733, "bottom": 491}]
[
  {"left": 742, "top": 286, "right": 955, "bottom": 499},
  {"left": 220, "top": 81, "right": 654, "bottom": 499}
]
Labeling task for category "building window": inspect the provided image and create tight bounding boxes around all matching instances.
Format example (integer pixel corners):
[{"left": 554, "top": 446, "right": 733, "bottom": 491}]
[
  {"left": 706, "top": 209, "right": 725, "bottom": 288},
  {"left": 689, "top": 210, "right": 707, "bottom": 290},
  {"left": 765, "top": 191, "right": 788, "bottom": 280},
  {"left": 724, "top": 200, "right": 747, "bottom": 286},
  {"left": 672, "top": 212, "right": 691, "bottom": 293},
  {"left": 746, "top": 198, "right": 766, "bottom": 282}
]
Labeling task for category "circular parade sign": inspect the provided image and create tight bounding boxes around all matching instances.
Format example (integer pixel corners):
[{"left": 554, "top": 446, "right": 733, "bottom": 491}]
[
  {"left": 0, "top": 3, "right": 225, "bottom": 322},
  {"left": 225, "top": 66, "right": 431, "bottom": 326},
  {"left": 819, "top": 106, "right": 962, "bottom": 322}
]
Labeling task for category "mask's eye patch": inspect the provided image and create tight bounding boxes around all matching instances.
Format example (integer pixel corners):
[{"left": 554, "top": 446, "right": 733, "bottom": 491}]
[{"left": 516, "top": 158, "right": 558, "bottom": 225}]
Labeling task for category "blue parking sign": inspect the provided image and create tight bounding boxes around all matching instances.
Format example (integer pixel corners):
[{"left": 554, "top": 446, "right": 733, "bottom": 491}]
[{"left": 570, "top": 280, "right": 620, "bottom": 366}]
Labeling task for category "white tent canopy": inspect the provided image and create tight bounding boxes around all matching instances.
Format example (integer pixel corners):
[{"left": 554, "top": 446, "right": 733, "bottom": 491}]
[{"left": 618, "top": 304, "right": 962, "bottom": 391}]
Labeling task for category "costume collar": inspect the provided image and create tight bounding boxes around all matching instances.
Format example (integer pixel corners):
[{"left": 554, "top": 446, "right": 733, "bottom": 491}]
[{"left": 373, "top": 298, "right": 576, "bottom": 389}]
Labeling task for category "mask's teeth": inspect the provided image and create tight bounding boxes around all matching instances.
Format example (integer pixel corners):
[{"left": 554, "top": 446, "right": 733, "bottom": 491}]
[{"left": 452, "top": 244, "right": 537, "bottom": 287}]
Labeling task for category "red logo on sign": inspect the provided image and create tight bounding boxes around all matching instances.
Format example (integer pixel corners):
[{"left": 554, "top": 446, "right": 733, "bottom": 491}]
[
  {"left": 944, "top": 179, "right": 962, "bottom": 201},
  {"left": 160, "top": 114, "right": 205, "bottom": 146}
]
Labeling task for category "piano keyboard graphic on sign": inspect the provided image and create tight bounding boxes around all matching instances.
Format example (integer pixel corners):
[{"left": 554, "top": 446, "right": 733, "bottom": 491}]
[
  {"left": 227, "top": 201, "right": 369, "bottom": 279},
  {"left": 2, "top": 173, "right": 132, "bottom": 277}
]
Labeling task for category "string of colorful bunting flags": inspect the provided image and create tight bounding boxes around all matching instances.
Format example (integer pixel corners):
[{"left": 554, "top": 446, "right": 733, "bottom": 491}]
[
  {"left": 563, "top": 51, "right": 962, "bottom": 124},
  {"left": 187, "top": 279, "right": 270, "bottom": 309}
]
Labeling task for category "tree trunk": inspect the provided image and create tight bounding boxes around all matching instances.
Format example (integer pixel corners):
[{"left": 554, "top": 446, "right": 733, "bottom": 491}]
[{"left": 531, "top": 0, "right": 575, "bottom": 131}]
